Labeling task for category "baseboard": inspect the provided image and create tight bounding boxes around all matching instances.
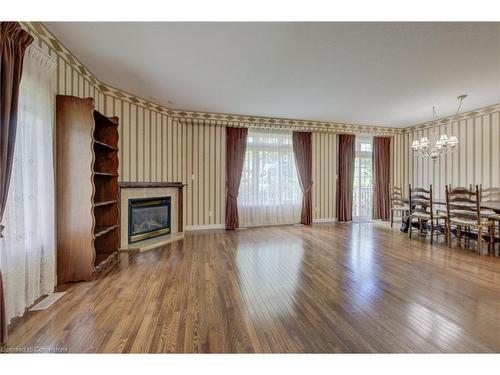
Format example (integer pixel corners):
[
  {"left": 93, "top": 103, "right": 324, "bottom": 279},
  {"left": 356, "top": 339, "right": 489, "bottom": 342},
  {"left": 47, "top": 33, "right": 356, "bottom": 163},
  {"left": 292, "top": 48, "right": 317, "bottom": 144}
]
[
  {"left": 186, "top": 220, "right": 337, "bottom": 230},
  {"left": 185, "top": 224, "right": 226, "bottom": 231},
  {"left": 313, "top": 218, "right": 337, "bottom": 223}
]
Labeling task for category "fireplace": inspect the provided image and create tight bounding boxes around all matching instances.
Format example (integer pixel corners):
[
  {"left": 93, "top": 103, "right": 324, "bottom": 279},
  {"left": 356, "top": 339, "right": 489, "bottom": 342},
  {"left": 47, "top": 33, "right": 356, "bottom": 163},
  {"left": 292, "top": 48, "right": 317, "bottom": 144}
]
[{"left": 128, "top": 196, "right": 171, "bottom": 243}]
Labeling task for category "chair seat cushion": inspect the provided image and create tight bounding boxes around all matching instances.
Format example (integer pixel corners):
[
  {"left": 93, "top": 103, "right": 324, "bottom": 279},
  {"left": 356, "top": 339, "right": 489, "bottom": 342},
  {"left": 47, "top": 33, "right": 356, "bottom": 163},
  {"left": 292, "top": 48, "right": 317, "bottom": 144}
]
[
  {"left": 411, "top": 212, "right": 431, "bottom": 219},
  {"left": 411, "top": 211, "right": 446, "bottom": 220},
  {"left": 481, "top": 209, "right": 496, "bottom": 218},
  {"left": 450, "top": 218, "right": 493, "bottom": 226}
]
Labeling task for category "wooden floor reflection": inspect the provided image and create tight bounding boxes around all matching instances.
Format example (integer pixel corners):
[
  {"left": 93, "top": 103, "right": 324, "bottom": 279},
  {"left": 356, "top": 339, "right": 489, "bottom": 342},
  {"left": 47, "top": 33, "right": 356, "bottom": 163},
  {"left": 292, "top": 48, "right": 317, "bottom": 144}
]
[{"left": 6, "top": 222, "right": 500, "bottom": 353}]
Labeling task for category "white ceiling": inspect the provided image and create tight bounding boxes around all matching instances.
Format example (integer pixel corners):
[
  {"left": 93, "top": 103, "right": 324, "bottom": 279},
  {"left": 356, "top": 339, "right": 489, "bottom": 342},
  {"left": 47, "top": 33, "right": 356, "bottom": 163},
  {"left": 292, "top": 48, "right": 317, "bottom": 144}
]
[{"left": 44, "top": 22, "right": 500, "bottom": 127}]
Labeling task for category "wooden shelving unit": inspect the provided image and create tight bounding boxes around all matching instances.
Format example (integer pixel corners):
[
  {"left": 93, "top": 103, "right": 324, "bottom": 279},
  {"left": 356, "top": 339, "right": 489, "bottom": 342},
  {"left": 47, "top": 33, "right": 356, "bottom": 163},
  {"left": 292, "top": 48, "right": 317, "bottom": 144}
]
[
  {"left": 94, "top": 140, "right": 118, "bottom": 151},
  {"left": 94, "top": 199, "right": 118, "bottom": 207},
  {"left": 56, "top": 95, "right": 120, "bottom": 284},
  {"left": 92, "top": 110, "right": 120, "bottom": 278}
]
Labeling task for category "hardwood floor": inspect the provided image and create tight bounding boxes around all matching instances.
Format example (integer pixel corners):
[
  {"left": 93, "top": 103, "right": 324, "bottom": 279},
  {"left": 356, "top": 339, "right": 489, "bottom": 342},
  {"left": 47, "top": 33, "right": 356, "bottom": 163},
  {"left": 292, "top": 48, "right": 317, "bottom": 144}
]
[{"left": 6, "top": 222, "right": 500, "bottom": 353}]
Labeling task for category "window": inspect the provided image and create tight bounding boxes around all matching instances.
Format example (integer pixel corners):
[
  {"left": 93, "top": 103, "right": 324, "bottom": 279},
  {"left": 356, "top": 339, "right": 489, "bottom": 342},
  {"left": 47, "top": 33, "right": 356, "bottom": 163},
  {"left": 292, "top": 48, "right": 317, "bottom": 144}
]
[
  {"left": 238, "top": 128, "right": 302, "bottom": 227},
  {"left": 353, "top": 137, "right": 373, "bottom": 220},
  {"left": 360, "top": 142, "right": 372, "bottom": 152}
]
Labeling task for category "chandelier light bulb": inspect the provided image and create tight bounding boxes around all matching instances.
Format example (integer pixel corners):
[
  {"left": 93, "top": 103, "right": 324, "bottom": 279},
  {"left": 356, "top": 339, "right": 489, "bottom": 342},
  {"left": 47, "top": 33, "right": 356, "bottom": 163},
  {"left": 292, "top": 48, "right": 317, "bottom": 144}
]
[
  {"left": 420, "top": 137, "right": 429, "bottom": 149},
  {"left": 449, "top": 135, "right": 459, "bottom": 147}
]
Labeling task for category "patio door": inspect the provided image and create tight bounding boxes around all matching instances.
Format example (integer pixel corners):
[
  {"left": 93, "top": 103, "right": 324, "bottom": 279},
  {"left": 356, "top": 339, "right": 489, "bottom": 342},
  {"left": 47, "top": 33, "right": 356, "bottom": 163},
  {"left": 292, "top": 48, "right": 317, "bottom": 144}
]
[{"left": 352, "top": 136, "right": 373, "bottom": 221}]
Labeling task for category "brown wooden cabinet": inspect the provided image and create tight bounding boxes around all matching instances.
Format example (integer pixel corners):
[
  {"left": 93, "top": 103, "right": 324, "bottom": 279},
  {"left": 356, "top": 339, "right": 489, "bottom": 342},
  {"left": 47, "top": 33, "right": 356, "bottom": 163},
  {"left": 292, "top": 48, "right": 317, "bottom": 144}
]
[{"left": 56, "top": 95, "right": 120, "bottom": 284}]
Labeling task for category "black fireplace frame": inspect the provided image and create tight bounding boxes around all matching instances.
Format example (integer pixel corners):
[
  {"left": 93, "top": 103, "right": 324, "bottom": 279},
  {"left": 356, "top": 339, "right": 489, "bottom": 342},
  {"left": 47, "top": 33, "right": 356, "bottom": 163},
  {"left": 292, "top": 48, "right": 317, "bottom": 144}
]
[{"left": 128, "top": 196, "right": 171, "bottom": 244}]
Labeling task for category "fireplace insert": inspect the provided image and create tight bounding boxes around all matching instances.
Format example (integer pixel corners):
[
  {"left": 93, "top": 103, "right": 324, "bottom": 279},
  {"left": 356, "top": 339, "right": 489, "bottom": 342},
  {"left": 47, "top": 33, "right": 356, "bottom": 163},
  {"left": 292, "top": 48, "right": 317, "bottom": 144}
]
[{"left": 128, "top": 196, "right": 171, "bottom": 243}]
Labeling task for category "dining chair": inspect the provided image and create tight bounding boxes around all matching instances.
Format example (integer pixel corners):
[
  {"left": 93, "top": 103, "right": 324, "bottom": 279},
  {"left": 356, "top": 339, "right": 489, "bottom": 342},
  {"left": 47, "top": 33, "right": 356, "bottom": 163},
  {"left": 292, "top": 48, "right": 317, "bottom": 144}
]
[
  {"left": 408, "top": 184, "right": 446, "bottom": 244},
  {"left": 435, "top": 184, "right": 451, "bottom": 217},
  {"left": 390, "top": 185, "right": 409, "bottom": 228},
  {"left": 480, "top": 186, "right": 500, "bottom": 212},
  {"left": 481, "top": 186, "right": 500, "bottom": 245},
  {"left": 445, "top": 185, "right": 495, "bottom": 255},
  {"left": 469, "top": 184, "right": 496, "bottom": 218}
]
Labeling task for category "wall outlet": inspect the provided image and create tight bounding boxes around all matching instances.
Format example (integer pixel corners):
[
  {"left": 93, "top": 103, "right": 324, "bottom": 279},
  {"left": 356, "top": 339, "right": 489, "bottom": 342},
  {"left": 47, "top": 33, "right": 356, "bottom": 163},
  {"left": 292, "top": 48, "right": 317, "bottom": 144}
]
[
  {"left": 191, "top": 174, "right": 195, "bottom": 180},
  {"left": 208, "top": 211, "right": 212, "bottom": 217}
]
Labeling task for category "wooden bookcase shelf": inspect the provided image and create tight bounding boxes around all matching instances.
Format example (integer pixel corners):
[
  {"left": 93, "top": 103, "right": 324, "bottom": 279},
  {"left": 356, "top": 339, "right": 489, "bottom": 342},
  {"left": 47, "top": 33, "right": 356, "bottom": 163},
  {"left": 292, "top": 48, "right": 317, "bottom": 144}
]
[
  {"left": 94, "top": 224, "right": 119, "bottom": 238},
  {"left": 56, "top": 95, "right": 120, "bottom": 284},
  {"left": 94, "top": 140, "right": 118, "bottom": 151},
  {"left": 94, "top": 199, "right": 118, "bottom": 207},
  {"left": 94, "top": 172, "right": 119, "bottom": 177}
]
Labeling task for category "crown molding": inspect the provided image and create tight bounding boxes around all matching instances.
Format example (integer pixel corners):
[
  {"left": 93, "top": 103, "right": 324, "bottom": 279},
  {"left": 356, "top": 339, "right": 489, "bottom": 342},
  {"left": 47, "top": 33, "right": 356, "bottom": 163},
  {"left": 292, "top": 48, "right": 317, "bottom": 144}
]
[
  {"left": 22, "top": 21, "right": 406, "bottom": 136},
  {"left": 176, "top": 116, "right": 401, "bottom": 135}
]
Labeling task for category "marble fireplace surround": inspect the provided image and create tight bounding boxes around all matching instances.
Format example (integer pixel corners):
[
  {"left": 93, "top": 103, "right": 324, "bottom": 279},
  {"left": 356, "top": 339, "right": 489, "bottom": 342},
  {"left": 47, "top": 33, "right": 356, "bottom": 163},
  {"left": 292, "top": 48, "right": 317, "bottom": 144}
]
[{"left": 119, "top": 182, "right": 185, "bottom": 252}]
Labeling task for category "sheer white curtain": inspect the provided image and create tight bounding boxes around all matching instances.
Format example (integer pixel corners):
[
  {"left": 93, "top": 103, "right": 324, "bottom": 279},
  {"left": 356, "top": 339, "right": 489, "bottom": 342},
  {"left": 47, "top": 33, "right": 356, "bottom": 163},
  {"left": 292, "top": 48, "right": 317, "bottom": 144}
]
[
  {"left": 238, "top": 128, "right": 302, "bottom": 227},
  {"left": 0, "top": 45, "right": 56, "bottom": 324}
]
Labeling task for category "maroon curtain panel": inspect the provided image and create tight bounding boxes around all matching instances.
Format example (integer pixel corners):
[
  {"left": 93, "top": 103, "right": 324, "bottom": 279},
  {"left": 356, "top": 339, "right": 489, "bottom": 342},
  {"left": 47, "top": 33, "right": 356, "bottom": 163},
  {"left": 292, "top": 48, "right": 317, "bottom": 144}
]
[
  {"left": 372, "top": 136, "right": 391, "bottom": 220},
  {"left": 225, "top": 127, "right": 248, "bottom": 230},
  {"left": 292, "top": 132, "right": 313, "bottom": 225},
  {"left": 337, "top": 134, "right": 355, "bottom": 222},
  {"left": 0, "top": 22, "right": 33, "bottom": 345}
]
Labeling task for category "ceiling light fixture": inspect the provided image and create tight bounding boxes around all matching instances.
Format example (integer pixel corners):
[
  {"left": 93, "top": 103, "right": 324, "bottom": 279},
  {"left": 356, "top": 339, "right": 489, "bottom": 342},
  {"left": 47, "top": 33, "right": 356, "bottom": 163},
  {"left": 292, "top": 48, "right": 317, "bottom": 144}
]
[{"left": 411, "top": 94, "right": 466, "bottom": 161}]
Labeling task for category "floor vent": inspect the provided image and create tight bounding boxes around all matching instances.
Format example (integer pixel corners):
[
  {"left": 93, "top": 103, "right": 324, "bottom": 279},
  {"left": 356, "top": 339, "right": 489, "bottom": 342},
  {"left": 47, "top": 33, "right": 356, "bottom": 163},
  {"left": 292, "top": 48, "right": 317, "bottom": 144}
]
[{"left": 29, "top": 292, "right": 66, "bottom": 311}]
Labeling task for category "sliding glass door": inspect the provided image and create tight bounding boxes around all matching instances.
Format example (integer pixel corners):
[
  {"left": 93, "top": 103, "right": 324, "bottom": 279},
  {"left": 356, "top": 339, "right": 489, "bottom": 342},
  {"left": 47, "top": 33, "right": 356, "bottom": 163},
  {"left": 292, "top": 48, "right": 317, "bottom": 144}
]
[{"left": 352, "top": 136, "right": 373, "bottom": 220}]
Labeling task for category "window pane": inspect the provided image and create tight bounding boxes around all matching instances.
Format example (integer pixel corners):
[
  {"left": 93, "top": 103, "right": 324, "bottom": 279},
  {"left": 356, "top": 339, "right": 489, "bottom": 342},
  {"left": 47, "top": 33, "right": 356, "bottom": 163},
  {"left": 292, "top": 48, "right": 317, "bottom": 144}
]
[
  {"left": 353, "top": 138, "right": 373, "bottom": 219},
  {"left": 239, "top": 129, "right": 301, "bottom": 207}
]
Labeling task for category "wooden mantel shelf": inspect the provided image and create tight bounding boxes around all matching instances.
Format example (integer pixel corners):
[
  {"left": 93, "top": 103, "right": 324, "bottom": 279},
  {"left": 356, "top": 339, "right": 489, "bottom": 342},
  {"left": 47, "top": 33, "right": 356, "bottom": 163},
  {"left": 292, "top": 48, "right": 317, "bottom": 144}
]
[{"left": 119, "top": 182, "right": 186, "bottom": 189}]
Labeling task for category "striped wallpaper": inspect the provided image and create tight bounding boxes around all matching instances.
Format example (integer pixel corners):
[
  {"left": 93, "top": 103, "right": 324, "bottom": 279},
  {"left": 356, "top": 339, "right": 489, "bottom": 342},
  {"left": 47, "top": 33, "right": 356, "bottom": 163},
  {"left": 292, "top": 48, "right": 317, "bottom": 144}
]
[
  {"left": 21, "top": 21, "right": 496, "bottom": 230},
  {"left": 312, "top": 133, "right": 338, "bottom": 221},
  {"left": 391, "top": 133, "right": 408, "bottom": 194}
]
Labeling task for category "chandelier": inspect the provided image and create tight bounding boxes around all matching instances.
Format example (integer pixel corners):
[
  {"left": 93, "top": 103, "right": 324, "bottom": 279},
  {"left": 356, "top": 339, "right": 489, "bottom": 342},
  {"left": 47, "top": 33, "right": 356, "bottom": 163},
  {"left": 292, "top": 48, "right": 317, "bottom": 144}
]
[{"left": 411, "top": 95, "right": 466, "bottom": 161}]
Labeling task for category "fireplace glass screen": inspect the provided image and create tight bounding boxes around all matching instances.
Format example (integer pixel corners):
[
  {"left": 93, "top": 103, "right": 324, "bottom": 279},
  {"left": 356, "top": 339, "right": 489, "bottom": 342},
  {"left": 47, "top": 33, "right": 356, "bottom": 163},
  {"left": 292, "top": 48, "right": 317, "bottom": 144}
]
[{"left": 128, "top": 196, "right": 171, "bottom": 243}]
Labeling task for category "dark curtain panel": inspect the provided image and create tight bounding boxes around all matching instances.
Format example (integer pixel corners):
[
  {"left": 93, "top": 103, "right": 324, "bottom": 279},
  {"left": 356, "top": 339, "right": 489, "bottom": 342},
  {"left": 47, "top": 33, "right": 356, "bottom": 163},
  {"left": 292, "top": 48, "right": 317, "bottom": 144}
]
[
  {"left": 225, "top": 127, "right": 248, "bottom": 230},
  {"left": 337, "top": 134, "right": 355, "bottom": 222},
  {"left": 372, "top": 136, "right": 391, "bottom": 220},
  {"left": 292, "top": 131, "right": 313, "bottom": 225},
  {"left": 1, "top": 22, "right": 33, "bottom": 236},
  {"left": 0, "top": 21, "right": 33, "bottom": 345}
]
